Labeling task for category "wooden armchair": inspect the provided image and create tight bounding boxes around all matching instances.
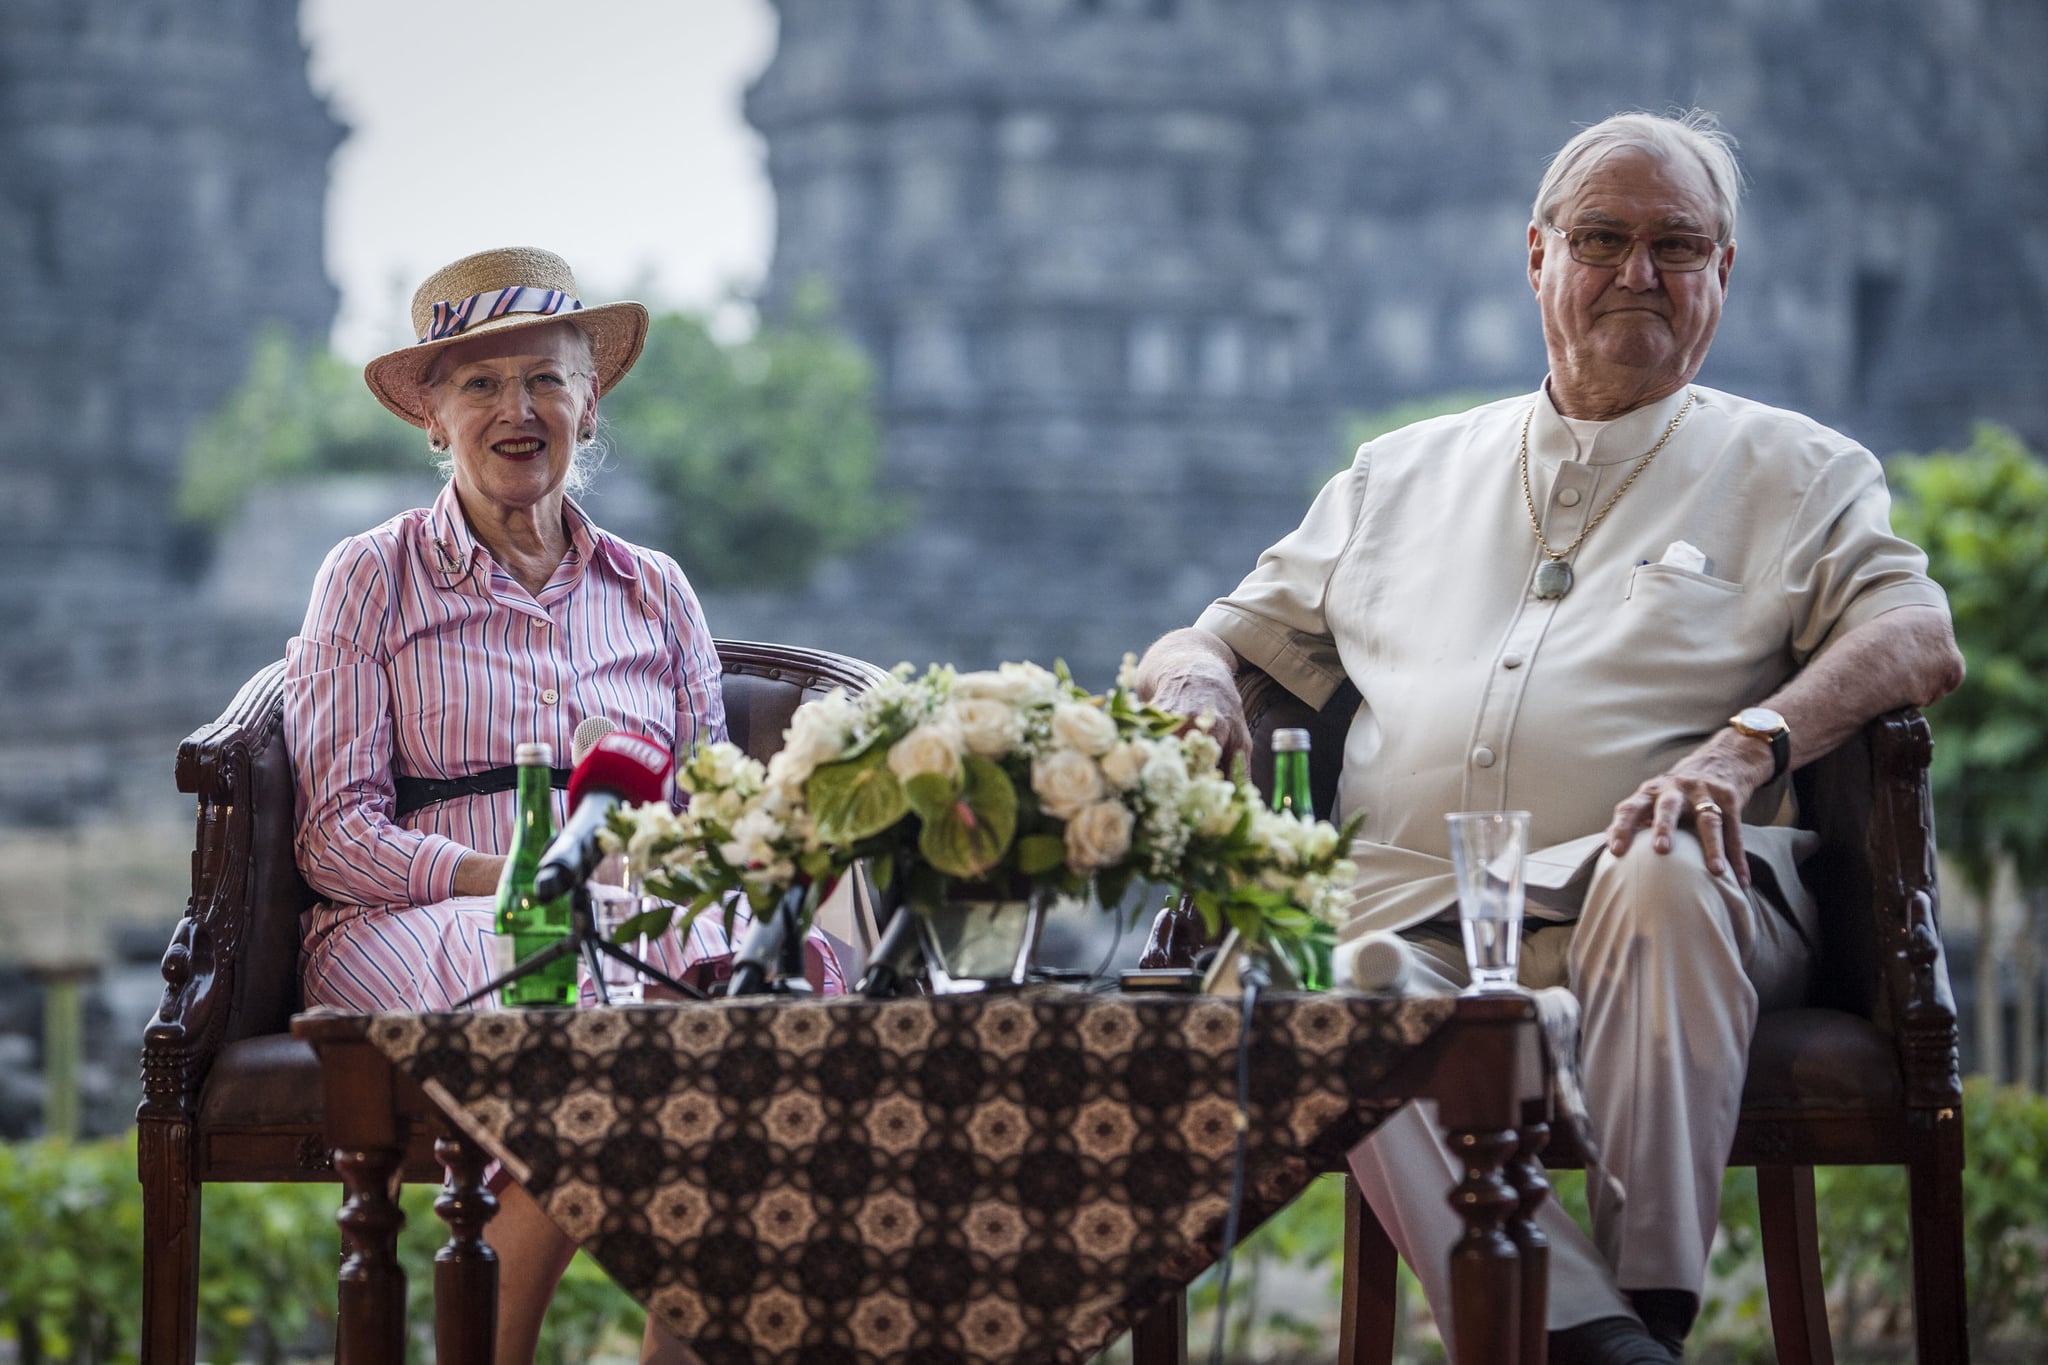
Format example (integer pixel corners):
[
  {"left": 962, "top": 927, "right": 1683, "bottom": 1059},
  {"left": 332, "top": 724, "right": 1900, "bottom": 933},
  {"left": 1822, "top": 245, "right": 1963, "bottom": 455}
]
[
  {"left": 138, "top": 640, "right": 889, "bottom": 1365},
  {"left": 1144, "top": 666, "right": 1968, "bottom": 1365}
]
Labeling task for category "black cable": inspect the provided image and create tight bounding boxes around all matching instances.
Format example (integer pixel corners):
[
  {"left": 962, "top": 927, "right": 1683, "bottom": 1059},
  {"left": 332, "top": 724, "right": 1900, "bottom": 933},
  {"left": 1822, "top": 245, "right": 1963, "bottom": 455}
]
[{"left": 1208, "top": 960, "right": 1267, "bottom": 1365}]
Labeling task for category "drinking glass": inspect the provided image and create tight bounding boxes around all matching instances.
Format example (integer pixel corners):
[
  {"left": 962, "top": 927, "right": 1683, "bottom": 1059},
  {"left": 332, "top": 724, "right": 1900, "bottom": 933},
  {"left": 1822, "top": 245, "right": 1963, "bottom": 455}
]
[
  {"left": 587, "top": 881, "right": 649, "bottom": 1004},
  {"left": 1445, "top": 810, "right": 1531, "bottom": 993}
]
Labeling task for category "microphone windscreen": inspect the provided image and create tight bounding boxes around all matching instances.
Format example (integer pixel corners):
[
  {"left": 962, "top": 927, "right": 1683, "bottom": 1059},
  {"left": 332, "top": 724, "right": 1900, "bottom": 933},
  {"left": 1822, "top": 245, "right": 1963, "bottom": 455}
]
[
  {"left": 572, "top": 715, "right": 620, "bottom": 764},
  {"left": 1339, "top": 931, "right": 1416, "bottom": 993},
  {"left": 566, "top": 731, "right": 672, "bottom": 808}
]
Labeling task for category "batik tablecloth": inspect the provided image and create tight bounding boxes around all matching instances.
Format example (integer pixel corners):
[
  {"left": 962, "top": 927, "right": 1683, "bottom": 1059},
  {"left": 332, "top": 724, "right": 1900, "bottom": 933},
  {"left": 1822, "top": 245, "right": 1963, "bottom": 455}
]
[{"left": 363, "top": 989, "right": 1523, "bottom": 1364}]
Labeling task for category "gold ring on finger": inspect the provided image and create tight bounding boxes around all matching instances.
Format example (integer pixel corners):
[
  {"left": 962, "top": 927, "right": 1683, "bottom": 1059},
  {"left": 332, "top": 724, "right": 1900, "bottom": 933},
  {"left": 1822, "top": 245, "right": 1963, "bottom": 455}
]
[{"left": 1694, "top": 800, "right": 1723, "bottom": 818}]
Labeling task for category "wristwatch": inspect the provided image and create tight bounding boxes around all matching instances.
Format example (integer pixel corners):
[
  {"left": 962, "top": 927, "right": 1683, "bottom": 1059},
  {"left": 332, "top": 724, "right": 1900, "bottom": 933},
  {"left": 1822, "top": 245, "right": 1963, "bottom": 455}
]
[{"left": 1729, "top": 706, "right": 1791, "bottom": 783}]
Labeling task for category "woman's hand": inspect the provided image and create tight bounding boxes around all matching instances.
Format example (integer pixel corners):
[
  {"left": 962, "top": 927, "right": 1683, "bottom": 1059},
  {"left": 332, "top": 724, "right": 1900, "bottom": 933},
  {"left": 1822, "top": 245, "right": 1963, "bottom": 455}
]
[{"left": 452, "top": 852, "right": 507, "bottom": 898}]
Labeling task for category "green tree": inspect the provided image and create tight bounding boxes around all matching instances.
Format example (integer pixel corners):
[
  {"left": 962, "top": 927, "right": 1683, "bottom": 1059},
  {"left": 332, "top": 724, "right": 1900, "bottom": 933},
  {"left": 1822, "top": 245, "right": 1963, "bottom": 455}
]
[
  {"left": 1890, "top": 422, "right": 2048, "bottom": 1087},
  {"left": 1889, "top": 423, "right": 2048, "bottom": 893},
  {"left": 176, "top": 325, "right": 424, "bottom": 528},
  {"left": 602, "top": 291, "right": 902, "bottom": 589}
]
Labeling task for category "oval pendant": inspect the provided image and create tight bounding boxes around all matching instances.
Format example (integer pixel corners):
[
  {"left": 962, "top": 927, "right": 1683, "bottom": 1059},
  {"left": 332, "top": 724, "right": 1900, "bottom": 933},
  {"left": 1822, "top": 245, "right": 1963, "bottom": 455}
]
[{"left": 1533, "top": 559, "right": 1574, "bottom": 600}]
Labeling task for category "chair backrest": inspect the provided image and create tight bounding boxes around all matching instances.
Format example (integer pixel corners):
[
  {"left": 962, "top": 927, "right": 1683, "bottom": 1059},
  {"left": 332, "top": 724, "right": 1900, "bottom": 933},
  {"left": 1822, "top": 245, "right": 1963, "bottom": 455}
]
[{"left": 170, "top": 640, "right": 889, "bottom": 1048}]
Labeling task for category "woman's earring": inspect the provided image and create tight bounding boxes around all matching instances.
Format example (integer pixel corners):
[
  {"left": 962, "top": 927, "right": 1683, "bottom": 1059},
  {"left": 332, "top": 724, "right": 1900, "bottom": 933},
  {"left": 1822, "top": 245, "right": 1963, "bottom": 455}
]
[{"left": 428, "top": 435, "right": 447, "bottom": 452}]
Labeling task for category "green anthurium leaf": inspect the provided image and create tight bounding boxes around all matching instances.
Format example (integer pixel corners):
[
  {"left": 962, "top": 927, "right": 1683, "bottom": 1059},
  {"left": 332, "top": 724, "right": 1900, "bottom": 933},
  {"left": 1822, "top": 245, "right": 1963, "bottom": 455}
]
[
  {"left": 808, "top": 744, "right": 909, "bottom": 844},
  {"left": 916, "top": 754, "right": 1018, "bottom": 879},
  {"left": 1015, "top": 833, "right": 1066, "bottom": 876},
  {"left": 902, "top": 770, "right": 960, "bottom": 821}
]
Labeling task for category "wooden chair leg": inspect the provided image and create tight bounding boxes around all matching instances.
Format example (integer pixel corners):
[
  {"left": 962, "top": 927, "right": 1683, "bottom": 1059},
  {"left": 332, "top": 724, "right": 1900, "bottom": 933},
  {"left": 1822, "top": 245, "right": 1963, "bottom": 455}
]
[
  {"left": 1908, "top": 1111, "right": 1971, "bottom": 1364},
  {"left": 138, "top": 1119, "right": 200, "bottom": 1365},
  {"left": 1339, "top": 1174, "right": 1399, "bottom": 1365},
  {"left": 1130, "top": 1286, "right": 1188, "bottom": 1365},
  {"left": 432, "top": 1130, "right": 500, "bottom": 1365},
  {"left": 1757, "top": 1165, "right": 1833, "bottom": 1365}
]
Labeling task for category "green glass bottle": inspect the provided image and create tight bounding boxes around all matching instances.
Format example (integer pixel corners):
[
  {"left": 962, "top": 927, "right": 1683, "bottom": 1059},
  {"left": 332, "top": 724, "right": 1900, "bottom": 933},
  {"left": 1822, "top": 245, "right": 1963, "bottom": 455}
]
[
  {"left": 1271, "top": 727, "right": 1314, "bottom": 818},
  {"left": 494, "top": 742, "right": 577, "bottom": 1007},
  {"left": 1270, "top": 728, "right": 1330, "bottom": 989}
]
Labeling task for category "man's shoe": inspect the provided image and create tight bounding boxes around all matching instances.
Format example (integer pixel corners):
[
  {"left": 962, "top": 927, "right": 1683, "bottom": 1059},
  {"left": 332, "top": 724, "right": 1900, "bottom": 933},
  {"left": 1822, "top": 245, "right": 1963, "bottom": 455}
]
[
  {"left": 1547, "top": 1315, "right": 1680, "bottom": 1365},
  {"left": 1627, "top": 1288, "right": 1699, "bottom": 1358}
]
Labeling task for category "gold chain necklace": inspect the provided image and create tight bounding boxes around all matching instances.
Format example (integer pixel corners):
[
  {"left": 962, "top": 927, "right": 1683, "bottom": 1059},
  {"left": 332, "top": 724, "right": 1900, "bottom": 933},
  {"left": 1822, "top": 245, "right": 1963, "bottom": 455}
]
[{"left": 1519, "top": 389, "right": 1696, "bottom": 600}]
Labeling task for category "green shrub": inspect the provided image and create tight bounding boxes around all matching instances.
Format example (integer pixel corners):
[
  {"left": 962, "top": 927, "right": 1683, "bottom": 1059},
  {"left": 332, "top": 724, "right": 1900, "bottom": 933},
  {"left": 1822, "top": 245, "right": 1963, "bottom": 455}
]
[{"left": 0, "top": 1132, "right": 640, "bottom": 1363}]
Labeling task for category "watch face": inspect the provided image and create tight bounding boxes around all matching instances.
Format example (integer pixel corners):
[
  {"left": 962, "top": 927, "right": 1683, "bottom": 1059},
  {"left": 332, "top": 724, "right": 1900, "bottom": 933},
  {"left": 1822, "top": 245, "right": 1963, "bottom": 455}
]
[{"left": 1735, "top": 707, "right": 1787, "bottom": 736}]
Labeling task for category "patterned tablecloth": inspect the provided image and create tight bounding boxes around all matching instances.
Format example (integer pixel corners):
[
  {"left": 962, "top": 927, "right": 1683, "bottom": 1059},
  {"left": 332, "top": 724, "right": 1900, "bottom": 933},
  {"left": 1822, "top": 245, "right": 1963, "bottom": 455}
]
[{"left": 364, "top": 990, "right": 1478, "bottom": 1365}]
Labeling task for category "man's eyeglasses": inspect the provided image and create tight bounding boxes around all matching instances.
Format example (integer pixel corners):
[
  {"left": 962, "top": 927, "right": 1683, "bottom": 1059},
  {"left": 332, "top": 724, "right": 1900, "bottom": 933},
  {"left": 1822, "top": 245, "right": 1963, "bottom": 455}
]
[
  {"left": 1548, "top": 224, "right": 1721, "bottom": 273},
  {"left": 439, "top": 369, "right": 590, "bottom": 409}
]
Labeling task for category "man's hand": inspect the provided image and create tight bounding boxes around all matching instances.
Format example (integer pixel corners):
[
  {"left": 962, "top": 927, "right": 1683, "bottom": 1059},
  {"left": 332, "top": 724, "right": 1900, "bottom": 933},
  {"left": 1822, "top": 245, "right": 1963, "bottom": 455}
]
[
  {"left": 1605, "top": 730, "right": 1772, "bottom": 886},
  {"left": 1134, "top": 627, "right": 1252, "bottom": 771},
  {"left": 1608, "top": 606, "right": 1965, "bottom": 888}
]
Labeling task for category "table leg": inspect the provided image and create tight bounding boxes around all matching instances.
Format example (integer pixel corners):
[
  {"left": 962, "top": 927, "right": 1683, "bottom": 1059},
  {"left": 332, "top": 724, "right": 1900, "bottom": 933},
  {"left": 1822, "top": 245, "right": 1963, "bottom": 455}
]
[
  {"left": 434, "top": 1129, "right": 500, "bottom": 1365},
  {"left": 1446, "top": 1124, "right": 1520, "bottom": 1365},
  {"left": 1506, "top": 1109, "right": 1552, "bottom": 1365},
  {"left": 335, "top": 1143, "right": 407, "bottom": 1365},
  {"left": 1130, "top": 1287, "right": 1188, "bottom": 1365}
]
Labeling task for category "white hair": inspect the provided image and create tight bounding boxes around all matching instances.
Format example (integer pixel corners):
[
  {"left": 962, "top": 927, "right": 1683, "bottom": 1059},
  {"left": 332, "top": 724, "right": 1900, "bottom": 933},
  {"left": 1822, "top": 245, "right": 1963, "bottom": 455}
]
[{"left": 1532, "top": 109, "right": 1744, "bottom": 243}]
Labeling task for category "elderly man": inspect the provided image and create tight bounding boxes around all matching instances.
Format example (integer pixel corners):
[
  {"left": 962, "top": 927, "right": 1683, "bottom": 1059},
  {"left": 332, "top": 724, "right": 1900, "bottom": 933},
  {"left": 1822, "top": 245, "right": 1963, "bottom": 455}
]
[{"left": 1136, "top": 110, "right": 1963, "bottom": 1364}]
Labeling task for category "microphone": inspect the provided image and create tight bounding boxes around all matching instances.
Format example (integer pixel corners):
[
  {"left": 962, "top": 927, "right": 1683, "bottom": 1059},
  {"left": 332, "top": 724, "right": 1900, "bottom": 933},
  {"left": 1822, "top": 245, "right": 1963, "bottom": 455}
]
[
  {"left": 571, "top": 715, "right": 619, "bottom": 764},
  {"left": 533, "top": 730, "right": 671, "bottom": 901},
  {"left": 856, "top": 902, "right": 926, "bottom": 998}
]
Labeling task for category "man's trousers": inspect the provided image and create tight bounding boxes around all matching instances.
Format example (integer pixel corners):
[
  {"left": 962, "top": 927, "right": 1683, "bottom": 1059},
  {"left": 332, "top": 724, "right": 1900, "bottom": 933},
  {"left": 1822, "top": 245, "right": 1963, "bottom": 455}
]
[{"left": 1345, "top": 830, "right": 1817, "bottom": 1346}]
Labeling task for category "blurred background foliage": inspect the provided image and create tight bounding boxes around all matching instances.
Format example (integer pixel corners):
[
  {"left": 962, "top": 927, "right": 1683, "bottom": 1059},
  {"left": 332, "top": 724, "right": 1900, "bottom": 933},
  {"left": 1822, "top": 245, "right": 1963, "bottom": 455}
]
[{"left": 176, "top": 290, "right": 898, "bottom": 593}]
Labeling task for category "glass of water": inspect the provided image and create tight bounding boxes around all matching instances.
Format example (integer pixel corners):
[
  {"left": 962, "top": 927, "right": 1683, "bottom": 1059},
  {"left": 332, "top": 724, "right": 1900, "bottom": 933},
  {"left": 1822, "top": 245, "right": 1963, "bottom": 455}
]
[
  {"left": 1445, "top": 811, "right": 1531, "bottom": 993},
  {"left": 587, "top": 881, "right": 650, "bottom": 1004}
]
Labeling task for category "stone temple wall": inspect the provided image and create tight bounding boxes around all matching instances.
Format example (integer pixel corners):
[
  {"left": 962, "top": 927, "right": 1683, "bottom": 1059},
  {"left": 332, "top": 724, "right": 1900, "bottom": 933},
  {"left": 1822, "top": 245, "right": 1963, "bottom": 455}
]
[
  {"left": 0, "top": 0, "right": 342, "bottom": 824},
  {"left": 725, "top": 0, "right": 2048, "bottom": 686}
]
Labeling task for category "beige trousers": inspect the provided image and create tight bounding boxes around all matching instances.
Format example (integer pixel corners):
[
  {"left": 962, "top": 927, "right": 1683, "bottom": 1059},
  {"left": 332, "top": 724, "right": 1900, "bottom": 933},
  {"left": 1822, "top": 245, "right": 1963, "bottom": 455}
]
[{"left": 1345, "top": 830, "right": 1816, "bottom": 1342}]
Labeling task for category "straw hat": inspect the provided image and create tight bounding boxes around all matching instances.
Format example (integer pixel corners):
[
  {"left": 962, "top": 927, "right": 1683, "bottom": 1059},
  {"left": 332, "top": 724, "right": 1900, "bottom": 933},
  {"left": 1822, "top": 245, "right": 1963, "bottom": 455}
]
[{"left": 363, "top": 246, "right": 649, "bottom": 428}]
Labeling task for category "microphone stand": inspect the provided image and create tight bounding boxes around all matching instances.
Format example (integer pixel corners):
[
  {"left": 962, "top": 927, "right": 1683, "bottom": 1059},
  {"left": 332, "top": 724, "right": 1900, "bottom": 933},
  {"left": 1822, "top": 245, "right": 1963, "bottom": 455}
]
[
  {"left": 455, "top": 883, "right": 709, "bottom": 1008},
  {"left": 724, "top": 883, "right": 815, "bottom": 998}
]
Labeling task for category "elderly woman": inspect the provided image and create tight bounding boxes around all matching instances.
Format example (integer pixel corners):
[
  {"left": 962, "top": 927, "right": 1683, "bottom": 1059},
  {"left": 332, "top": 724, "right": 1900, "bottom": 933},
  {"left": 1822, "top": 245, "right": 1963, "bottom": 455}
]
[{"left": 287, "top": 247, "right": 830, "bottom": 1363}]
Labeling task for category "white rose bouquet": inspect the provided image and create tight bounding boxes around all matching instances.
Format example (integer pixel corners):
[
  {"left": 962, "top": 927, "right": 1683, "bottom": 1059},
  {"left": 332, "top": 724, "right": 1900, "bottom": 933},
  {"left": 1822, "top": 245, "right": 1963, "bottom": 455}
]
[{"left": 607, "top": 657, "right": 1360, "bottom": 983}]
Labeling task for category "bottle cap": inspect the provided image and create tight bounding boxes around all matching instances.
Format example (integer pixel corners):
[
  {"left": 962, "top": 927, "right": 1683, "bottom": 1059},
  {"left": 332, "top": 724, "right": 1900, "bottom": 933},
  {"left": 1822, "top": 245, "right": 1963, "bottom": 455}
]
[
  {"left": 1272, "top": 728, "right": 1312, "bottom": 753},
  {"left": 515, "top": 741, "right": 554, "bottom": 766}
]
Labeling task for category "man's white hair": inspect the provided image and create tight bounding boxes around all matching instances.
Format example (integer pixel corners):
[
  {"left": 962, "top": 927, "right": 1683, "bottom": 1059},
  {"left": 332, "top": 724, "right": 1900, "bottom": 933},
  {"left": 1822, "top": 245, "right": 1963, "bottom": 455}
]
[{"left": 1532, "top": 109, "right": 1744, "bottom": 244}]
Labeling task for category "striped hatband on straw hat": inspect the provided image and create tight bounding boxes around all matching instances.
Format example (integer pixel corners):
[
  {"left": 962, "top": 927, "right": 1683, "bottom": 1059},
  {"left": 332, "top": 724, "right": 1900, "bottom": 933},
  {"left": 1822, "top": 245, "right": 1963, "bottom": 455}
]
[{"left": 363, "top": 246, "right": 649, "bottom": 428}]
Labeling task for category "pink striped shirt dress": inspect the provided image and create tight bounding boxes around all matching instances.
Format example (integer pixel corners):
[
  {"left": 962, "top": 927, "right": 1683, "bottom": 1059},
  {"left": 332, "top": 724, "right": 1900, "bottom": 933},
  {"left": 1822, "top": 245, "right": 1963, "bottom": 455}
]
[{"left": 286, "top": 482, "right": 840, "bottom": 1011}]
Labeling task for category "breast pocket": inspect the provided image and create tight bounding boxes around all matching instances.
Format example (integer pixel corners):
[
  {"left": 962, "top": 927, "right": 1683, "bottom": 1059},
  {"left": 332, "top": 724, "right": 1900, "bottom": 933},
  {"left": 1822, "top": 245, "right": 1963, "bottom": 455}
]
[
  {"left": 1607, "top": 563, "right": 1756, "bottom": 707},
  {"left": 1625, "top": 562, "right": 1743, "bottom": 602}
]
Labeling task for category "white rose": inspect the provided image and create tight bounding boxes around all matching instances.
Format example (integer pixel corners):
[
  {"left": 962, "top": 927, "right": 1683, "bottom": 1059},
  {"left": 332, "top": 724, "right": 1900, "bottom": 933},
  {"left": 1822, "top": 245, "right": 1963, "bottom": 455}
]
[
  {"left": 1065, "top": 799, "right": 1135, "bottom": 874},
  {"left": 953, "top": 662, "right": 1060, "bottom": 707},
  {"left": 782, "top": 693, "right": 854, "bottom": 772},
  {"left": 953, "top": 669, "right": 1032, "bottom": 705},
  {"left": 1099, "top": 740, "right": 1150, "bottom": 791},
  {"left": 1032, "top": 748, "right": 1108, "bottom": 820},
  {"left": 1051, "top": 702, "right": 1119, "bottom": 757},
  {"left": 887, "top": 720, "right": 965, "bottom": 783},
  {"left": 951, "top": 697, "right": 1026, "bottom": 758}
]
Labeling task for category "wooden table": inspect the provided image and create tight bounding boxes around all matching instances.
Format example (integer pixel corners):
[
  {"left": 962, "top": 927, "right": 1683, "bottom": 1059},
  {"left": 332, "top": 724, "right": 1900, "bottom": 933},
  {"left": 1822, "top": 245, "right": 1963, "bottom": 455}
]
[{"left": 294, "top": 990, "right": 1558, "bottom": 1365}]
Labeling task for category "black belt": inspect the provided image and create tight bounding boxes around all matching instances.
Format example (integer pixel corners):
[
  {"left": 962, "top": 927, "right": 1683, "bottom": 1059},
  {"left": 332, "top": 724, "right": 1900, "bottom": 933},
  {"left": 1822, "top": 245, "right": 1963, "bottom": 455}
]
[{"left": 394, "top": 766, "right": 571, "bottom": 817}]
